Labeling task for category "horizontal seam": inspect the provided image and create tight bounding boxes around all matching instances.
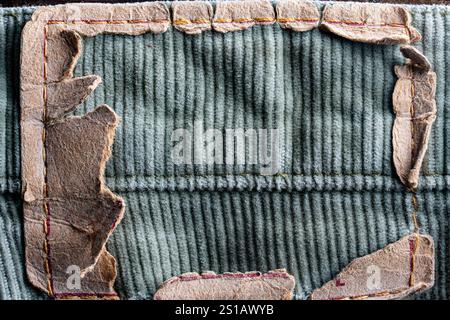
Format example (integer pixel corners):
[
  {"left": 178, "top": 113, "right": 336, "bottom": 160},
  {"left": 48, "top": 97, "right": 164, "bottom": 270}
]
[
  {"left": 213, "top": 17, "right": 275, "bottom": 24},
  {"left": 47, "top": 19, "right": 168, "bottom": 25},
  {"left": 323, "top": 19, "right": 407, "bottom": 29},
  {"left": 173, "top": 18, "right": 211, "bottom": 25},
  {"left": 277, "top": 17, "right": 320, "bottom": 23},
  {"left": 3, "top": 173, "right": 450, "bottom": 179}
]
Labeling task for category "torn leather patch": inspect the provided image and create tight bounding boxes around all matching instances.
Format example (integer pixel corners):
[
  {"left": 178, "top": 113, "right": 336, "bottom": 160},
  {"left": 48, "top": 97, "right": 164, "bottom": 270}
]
[
  {"left": 172, "top": 1, "right": 213, "bottom": 35},
  {"left": 310, "top": 234, "right": 434, "bottom": 300},
  {"left": 154, "top": 269, "right": 295, "bottom": 300},
  {"left": 393, "top": 46, "right": 437, "bottom": 190},
  {"left": 20, "top": 3, "right": 171, "bottom": 299},
  {"left": 212, "top": 0, "right": 275, "bottom": 33},
  {"left": 320, "top": 3, "right": 421, "bottom": 44},
  {"left": 276, "top": 0, "right": 320, "bottom": 32}
]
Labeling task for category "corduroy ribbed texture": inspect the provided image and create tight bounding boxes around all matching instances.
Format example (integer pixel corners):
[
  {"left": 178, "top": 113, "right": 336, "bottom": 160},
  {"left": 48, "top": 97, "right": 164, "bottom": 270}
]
[{"left": 0, "top": 2, "right": 449, "bottom": 299}]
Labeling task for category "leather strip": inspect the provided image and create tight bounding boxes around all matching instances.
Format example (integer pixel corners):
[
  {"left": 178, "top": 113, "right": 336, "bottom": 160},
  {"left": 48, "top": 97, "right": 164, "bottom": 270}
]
[
  {"left": 154, "top": 269, "right": 296, "bottom": 300},
  {"left": 393, "top": 46, "right": 437, "bottom": 190}
]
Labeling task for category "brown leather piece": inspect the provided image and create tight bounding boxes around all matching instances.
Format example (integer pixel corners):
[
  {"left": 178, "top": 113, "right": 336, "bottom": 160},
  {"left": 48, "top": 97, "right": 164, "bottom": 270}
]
[
  {"left": 310, "top": 234, "right": 434, "bottom": 300},
  {"left": 212, "top": 0, "right": 276, "bottom": 33},
  {"left": 276, "top": 0, "right": 320, "bottom": 32},
  {"left": 46, "top": 76, "right": 101, "bottom": 120},
  {"left": 46, "top": 29, "right": 82, "bottom": 82},
  {"left": 20, "top": 3, "right": 172, "bottom": 299},
  {"left": 22, "top": 23, "right": 124, "bottom": 297},
  {"left": 172, "top": 1, "right": 213, "bottom": 35},
  {"left": 393, "top": 46, "right": 437, "bottom": 190},
  {"left": 154, "top": 269, "right": 296, "bottom": 300},
  {"left": 44, "top": 105, "right": 124, "bottom": 292},
  {"left": 320, "top": 3, "right": 421, "bottom": 44}
]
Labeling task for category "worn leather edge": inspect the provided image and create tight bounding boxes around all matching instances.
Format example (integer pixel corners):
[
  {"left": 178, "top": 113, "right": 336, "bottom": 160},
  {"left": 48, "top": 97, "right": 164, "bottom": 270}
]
[
  {"left": 320, "top": 2, "right": 421, "bottom": 44},
  {"left": 310, "top": 233, "right": 435, "bottom": 300},
  {"left": 212, "top": 0, "right": 276, "bottom": 33},
  {"left": 154, "top": 269, "right": 296, "bottom": 300},
  {"left": 276, "top": 0, "right": 320, "bottom": 32},
  {"left": 172, "top": 1, "right": 213, "bottom": 35}
]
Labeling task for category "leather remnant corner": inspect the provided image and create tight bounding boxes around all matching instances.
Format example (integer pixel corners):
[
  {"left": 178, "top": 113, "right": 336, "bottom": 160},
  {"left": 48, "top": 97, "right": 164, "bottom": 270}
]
[
  {"left": 310, "top": 234, "right": 434, "bottom": 300},
  {"left": 320, "top": 3, "right": 421, "bottom": 44},
  {"left": 20, "top": 3, "right": 173, "bottom": 299},
  {"left": 212, "top": 0, "right": 275, "bottom": 33},
  {"left": 393, "top": 46, "right": 437, "bottom": 190},
  {"left": 276, "top": 0, "right": 320, "bottom": 32},
  {"left": 172, "top": 1, "right": 213, "bottom": 35},
  {"left": 154, "top": 269, "right": 296, "bottom": 300}
]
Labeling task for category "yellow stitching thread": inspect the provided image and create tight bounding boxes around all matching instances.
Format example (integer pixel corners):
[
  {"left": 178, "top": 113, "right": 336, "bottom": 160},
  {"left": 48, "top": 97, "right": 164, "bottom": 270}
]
[
  {"left": 174, "top": 18, "right": 211, "bottom": 25},
  {"left": 331, "top": 287, "right": 408, "bottom": 300},
  {"left": 409, "top": 234, "right": 420, "bottom": 287},
  {"left": 277, "top": 17, "right": 319, "bottom": 23},
  {"left": 324, "top": 19, "right": 406, "bottom": 28}
]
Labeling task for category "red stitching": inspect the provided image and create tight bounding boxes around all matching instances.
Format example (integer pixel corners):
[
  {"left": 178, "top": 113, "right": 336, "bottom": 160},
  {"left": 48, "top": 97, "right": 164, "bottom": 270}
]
[
  {"left": 47, "top": 19, "right": 168, "bottom": 25},
  {"left": 168, "top": 271, "right": 289, "bottom": 284},
  {"left": 54, "top": 292, "right": 119, "bottom": 299},
  {"left": 42, "top": 23, "right": 54, "bottom": 298},
  {"left": 324, "top": 19, "right": 407, "bottom": 29}
]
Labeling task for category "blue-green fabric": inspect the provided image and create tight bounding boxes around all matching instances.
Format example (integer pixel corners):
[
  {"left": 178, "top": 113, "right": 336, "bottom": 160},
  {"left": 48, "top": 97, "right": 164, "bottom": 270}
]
[{"left": 1, "top": 2, "right": 450, "bottom": 299}]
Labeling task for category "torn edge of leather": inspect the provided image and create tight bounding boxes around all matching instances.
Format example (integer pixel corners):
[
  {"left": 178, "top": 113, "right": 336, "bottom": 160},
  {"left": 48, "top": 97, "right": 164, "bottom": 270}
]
[
  {"left": 276, "top": 0, "right": 320, "bottom": 32},
  {"left": 154, "top": 269, "right": 296, "bottom": 300},
  {"left": 393, "top": 46, "right": 437, "bottom": 190},
  {"left": 172, "top": 1, "right": 213, "bottom": 35},
  {"left": 310, "top": 234, "right": 434, "bottom": 300},
  {"left": 320, "top": 3, "right": 421, "bottom": 44},
  {"left": 212, "top": 0, "right": 276, "bottom": 33},
  {"left": 19, "top": 3, "right": 181, "bottom": 299}
]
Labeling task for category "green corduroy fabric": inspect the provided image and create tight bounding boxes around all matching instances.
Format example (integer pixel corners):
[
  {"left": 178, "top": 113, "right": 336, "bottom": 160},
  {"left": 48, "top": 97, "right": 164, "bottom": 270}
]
[{"left": 1, "top": 2, "right": 450, "bottom": 299}]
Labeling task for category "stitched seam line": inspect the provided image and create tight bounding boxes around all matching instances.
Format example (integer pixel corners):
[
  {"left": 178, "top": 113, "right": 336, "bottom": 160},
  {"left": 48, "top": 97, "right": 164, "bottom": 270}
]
[
  {"left": 409, "top": 234, "right": 420, "bottom": 287},
  {"left": 48, "top": 17, "right": 382, "bottom": 27},
  {"left": 277, "top": 17, "right": 320, "bottom": 24},
  {"left": 167, "top": 272, "right": 290, "bottom": 284},
  {"left": 42, "top": 23, "right": 54, "bottom": 298},
  {"left": 173, "top": 18, "right": 211, "bottom": 25},
  {"left": 4, "top": 173, "right": 450, "bottom": 179},
  {"left": 409, "top": 75, "right": 420, "bottom": 287},
  {"left": 213, "top": 17, "right": 275, "bottom": 24},
  {"left": 54, "top": 293, "right": 119, "bottom": 298},
  {"left": 47, "top": 19, "right": 168, "bottom": 25},
  {"left": 328, "top": 287, "right": 411, "bottom": 300},
  {"left": 324, "top": 19, "right": 407, "bottom": 29}
]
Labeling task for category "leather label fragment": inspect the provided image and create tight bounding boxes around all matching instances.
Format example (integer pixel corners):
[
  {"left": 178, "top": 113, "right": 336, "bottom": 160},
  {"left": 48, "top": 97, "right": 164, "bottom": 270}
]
[
  {"left": 310, "top": 234, "right": 435, "bottom": 300},
  {"left": 393, "top": 46, "right": 437, "bottom": 190},
  {"left": 154, "top": 269, "right": 295, "bottom": 300},
  {"left": 320, "top": 3, "right": 421, "bottom": 44},
  {"left": 212, "top": 0, "right": 276, "bottom": 33},
  {"left": 276, "top": 0, "right": 320, "bottom": 32}
]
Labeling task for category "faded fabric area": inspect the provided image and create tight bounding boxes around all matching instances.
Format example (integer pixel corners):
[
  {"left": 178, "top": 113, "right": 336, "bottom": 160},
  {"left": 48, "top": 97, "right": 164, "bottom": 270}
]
[{"left": 1, "top": 2, "right": 450, "bottom": 299}]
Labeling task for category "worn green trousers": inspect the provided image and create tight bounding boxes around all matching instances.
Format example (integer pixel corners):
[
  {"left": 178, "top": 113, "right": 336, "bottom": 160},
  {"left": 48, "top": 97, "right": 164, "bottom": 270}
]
[{"left": 1, "top": 2, "right": 450, "bottom": 299}]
